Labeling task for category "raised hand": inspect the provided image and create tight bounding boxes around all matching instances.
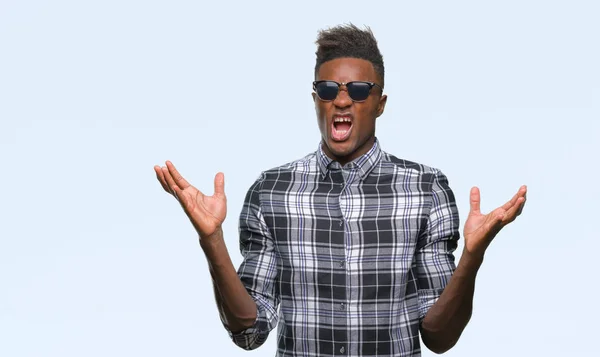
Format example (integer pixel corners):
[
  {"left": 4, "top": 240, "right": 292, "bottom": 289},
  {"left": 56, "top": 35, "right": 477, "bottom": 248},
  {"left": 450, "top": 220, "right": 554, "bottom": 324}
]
[
  {"left": 154, "top": 161, "right": 227, "bottom": 239},
  {"left": 463, "top": 185, "right": 527, "bottom": 257}
]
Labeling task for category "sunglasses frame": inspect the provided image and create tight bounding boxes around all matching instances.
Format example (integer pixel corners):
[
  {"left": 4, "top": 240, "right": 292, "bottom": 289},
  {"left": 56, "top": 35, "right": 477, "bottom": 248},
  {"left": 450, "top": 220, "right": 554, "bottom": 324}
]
[{"left": 312, "top": 80, "right": 384, "bottom": 102}]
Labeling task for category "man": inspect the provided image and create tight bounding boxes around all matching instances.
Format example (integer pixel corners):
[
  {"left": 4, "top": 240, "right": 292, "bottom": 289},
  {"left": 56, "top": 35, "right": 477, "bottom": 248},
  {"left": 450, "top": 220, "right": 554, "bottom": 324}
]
[{"left": 154, "top": 24, "right": 526, "bottom": 357}]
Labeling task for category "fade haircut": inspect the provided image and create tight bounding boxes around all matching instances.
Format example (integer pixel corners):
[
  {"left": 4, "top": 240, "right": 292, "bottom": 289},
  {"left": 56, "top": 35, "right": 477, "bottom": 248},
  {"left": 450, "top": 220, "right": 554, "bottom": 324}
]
[{"left": 314, "top": 23, "right": 385, "bottom": 87}]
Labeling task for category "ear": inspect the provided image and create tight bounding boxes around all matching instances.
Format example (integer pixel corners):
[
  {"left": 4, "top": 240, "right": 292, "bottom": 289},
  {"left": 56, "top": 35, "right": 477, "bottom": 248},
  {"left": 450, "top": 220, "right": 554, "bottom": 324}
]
[
  {"left": 376, "top": 94, "right": 388, "bottom": 118},
  {"left": 312, "top": 91, "right": 317, "bottom": 103}
]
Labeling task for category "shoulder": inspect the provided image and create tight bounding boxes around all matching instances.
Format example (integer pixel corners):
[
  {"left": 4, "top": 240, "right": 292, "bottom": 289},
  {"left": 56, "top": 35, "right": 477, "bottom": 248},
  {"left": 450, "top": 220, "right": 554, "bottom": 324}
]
[
  {"left": 377, "top": 150, "right": 454, "bottom": 193},
  {"left": 249, "top": 151, "right": 319, "bottom": 191},
  {"left": 379, "top": 150, "right": 442, "bottom": 177}
]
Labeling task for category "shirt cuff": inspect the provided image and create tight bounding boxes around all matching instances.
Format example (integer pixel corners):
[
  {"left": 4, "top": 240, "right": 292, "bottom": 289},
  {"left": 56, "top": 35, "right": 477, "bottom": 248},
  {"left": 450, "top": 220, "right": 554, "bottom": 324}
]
[{"left": 222, "top": 295, "right": 277, "bottom": 350}]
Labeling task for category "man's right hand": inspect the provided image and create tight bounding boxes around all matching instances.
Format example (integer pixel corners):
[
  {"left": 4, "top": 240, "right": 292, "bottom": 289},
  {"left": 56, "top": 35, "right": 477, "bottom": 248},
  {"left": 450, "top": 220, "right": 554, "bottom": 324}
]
[
  {"left": 154, "top": 161, "right": 227, "bottom": 240},
  {"left": 155, "top": 162, "right": 258, "bottom": 333}
]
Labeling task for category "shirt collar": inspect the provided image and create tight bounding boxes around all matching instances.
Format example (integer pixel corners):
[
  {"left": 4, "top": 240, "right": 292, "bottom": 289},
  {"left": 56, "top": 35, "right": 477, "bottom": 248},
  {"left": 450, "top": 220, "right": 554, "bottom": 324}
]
[{"left": 316, "top": 137, "right": 382, "bottom": 180}]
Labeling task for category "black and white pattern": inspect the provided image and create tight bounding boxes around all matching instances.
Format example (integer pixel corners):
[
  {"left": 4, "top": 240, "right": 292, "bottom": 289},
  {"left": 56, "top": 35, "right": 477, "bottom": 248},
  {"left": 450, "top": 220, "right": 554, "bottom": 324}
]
[{"left": 222, "top": 138, "right": 460, "bottom": 357}]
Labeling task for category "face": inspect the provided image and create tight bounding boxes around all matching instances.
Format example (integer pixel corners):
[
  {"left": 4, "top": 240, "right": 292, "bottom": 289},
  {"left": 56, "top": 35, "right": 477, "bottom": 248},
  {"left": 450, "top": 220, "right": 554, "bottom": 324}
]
[{"left": 313, "top": 57, "right": 387, "bottom": 165}]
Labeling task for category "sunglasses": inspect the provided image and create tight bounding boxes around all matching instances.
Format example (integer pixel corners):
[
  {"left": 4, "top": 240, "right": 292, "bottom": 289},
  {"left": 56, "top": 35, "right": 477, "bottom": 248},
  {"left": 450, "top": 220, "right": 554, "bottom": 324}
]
[{"left": 313, "top": 80, "right": 383, "bottom": 102}]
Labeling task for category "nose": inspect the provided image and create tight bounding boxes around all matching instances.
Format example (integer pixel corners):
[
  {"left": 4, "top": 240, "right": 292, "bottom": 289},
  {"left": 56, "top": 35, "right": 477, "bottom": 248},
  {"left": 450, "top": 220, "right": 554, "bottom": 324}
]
[{"left": 333, "top": 86, "right": 352, "bottom": 109}]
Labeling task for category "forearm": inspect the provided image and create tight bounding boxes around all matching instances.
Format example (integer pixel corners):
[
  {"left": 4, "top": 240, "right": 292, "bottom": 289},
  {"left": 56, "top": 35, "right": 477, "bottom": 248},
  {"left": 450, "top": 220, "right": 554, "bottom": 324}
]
[
  {"left": 200, "top": 229, "right": 257, "bottom": 333},
  {"left": 420, "top": 249, "right": 484, "bottom": 353}
]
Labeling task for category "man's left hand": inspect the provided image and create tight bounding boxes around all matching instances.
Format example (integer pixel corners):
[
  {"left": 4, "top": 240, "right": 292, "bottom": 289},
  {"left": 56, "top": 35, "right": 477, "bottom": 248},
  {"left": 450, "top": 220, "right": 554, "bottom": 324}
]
[{"left": 463, "top": 185, "right": 527, "bottom": 258}]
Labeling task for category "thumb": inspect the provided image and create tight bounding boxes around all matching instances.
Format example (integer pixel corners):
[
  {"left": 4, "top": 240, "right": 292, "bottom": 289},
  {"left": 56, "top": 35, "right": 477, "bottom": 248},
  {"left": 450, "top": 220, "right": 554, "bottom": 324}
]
[
  {"left": 469, "top": 186, "right": 481, "bottom": 214},
  {"left": 214, "top": 172, "right": 225, "bottom": 196}
]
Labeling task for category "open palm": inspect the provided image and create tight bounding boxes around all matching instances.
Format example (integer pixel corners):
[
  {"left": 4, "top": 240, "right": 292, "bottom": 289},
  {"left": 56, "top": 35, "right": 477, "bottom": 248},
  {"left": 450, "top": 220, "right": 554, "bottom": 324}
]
[
  {"left": 463, "top": 185, "right": 527, "bottom": 257},
  {"left": 154, "top": 161, "right": 226, "bottom": 238}
]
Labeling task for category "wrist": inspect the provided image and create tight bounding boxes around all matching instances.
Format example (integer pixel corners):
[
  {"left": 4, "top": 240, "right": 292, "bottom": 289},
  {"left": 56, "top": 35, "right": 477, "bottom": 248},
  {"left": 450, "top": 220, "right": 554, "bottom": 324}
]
[
  {"left": 199, "top": 227, "right": 224, "bottom": 251},
  {"left": 463, "top": 236, "right": 492, "bottom": 263},
  {"left": 459, "top": 247, "right": 485, "bottom": 271}
]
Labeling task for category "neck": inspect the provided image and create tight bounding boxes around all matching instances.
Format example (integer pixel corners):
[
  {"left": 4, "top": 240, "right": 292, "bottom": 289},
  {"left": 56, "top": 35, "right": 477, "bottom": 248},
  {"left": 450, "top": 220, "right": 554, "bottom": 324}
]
[{"left": 322, "top": 136, "right": 376, "bottom": 167}]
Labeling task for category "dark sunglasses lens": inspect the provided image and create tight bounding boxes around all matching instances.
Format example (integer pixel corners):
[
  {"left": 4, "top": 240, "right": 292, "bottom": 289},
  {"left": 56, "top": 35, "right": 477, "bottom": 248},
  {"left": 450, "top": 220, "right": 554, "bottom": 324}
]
[
  {"left": 347, "top": 82, "right": 372, "bottom": 101},
  {"left": 316, "top": 81, "right": 339, "bottom": 101}
]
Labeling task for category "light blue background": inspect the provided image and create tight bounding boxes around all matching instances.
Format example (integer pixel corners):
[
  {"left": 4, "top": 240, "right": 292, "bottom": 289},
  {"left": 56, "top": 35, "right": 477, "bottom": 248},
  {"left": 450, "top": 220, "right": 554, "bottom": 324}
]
[{"left": 1, "top": 1, "right": 598, "bottom": 356}]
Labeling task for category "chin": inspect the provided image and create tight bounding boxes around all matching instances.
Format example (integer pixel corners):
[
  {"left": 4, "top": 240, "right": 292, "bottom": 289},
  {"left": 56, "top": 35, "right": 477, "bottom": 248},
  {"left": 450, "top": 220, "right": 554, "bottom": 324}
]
[{"left": 325, "top": 138, "right": 357, "bottom": 158}]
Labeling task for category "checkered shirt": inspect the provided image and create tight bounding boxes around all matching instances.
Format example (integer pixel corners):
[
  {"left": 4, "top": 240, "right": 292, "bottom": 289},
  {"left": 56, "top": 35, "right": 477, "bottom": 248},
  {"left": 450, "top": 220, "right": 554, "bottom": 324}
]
[{"left": 222, "top": 138, "right": 460, "bottom": 357}]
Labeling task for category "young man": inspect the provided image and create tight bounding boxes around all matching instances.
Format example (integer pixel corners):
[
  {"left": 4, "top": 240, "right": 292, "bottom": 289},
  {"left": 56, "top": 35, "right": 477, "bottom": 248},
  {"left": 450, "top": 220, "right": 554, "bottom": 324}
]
[{"left": 154, "top": 24, "right": 526, "bottom": 357}]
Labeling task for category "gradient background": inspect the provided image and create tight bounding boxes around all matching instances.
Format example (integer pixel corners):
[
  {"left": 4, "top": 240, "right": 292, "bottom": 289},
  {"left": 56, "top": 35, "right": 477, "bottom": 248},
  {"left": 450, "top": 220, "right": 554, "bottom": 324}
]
[{"left": 1, "top": 1, "right": 599, "bottom": 356}]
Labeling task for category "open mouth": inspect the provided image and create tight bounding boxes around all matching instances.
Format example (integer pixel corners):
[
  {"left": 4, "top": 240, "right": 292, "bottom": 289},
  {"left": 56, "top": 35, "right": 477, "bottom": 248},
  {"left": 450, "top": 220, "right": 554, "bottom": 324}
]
[{"left": 331, "top": 116, "right": 353, "bottom": 141}]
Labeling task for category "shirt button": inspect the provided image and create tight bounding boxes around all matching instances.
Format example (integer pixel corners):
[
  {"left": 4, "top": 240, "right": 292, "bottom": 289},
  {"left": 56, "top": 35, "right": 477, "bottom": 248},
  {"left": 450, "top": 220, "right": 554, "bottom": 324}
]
[
  {"left": 340, "top": 346, "right": 345, "bottom": 354},
  {"left": 340, "top": 303, "right": 346, "bottom": 310},
  {"left": 339, "top": 219, "right": 344, "bottom": 226},
  {"left": 338, "top": 260, "right": 345, "bottom": 268}
]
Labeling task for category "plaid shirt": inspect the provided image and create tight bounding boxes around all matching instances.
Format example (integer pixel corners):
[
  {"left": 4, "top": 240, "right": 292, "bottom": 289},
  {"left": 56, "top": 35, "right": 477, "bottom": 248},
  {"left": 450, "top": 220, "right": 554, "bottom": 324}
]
[{"left": 223, "top": 138, "right": 460, "bottom": 357}]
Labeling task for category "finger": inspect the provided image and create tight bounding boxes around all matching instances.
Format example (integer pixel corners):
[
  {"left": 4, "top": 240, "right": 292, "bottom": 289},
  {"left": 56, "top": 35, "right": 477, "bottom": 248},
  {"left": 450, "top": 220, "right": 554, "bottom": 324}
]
[
  {"left": 500, "top": 191, "right": 520, "bottom": 211},
  {"left": 172, "top": 185, "right": 186, "bottom": 206},
  {"left": 469, "top": 187, "right": 481, "bottom": 214},
  {"left": 172, "top": 185, "right": 193, "bottom": 214},
  {"left": 516, "top": 192, "right": 527, "bottom": 215},
  {"left": 502, "top": 196, "right": 526, "bottom": 225},
  {"left": 162, "top": 166, "right": 178, "bottom": 195},
  {"left": 154, "top": 165, "right": 171, "bottom": 193},
  {"left": 166, "top": 161, "right": 191, "bottom": 190},
  {"left": 486, "top": 210, "right": 506, "bottom": 236},
  {"left": 214, "top": 172, "right": 225, "bottom": 196},
  {"left": 501, "top": 185, "right": 527, "bottom": 211}
]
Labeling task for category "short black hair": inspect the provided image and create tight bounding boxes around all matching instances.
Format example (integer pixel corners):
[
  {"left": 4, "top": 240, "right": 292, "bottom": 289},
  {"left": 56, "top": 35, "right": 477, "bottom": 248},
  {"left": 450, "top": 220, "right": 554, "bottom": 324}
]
[{"left": 314, "top": 23, "right": 385, "bottom": 87}]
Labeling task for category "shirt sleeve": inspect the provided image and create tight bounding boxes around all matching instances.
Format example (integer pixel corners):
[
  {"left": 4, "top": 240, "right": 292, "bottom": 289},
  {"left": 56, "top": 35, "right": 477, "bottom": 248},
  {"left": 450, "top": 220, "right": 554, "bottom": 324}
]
[
  {"left": 221, "top": 173, "right": 280, "bottom": 350},
  {"left": 415, "top": 169, "right": 460, "bottom": 321}
]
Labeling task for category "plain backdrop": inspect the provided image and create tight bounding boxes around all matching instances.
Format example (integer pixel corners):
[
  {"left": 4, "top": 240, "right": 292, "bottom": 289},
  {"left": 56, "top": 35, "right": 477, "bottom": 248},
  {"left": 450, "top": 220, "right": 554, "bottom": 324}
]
[{"left": 1, "top": 1, "right": 599, "bottom": 356}]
